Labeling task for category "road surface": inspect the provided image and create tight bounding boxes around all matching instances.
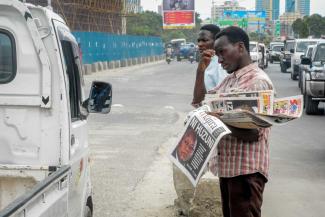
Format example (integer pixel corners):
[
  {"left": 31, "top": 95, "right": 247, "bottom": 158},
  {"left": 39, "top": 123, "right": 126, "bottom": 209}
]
[{"left": 85, "top": 60, "right": 325, "bottom": 217}]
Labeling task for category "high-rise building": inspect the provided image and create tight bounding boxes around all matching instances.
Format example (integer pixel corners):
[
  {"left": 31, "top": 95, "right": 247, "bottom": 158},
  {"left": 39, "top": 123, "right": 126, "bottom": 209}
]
[
  {"left": 285, "top": 0, "right": 310, "bottom": 16},
  {"left": 279, "top": 12, "right": 302, "bottom": 37},
  {"left": 286, "top": 0, "right": 296, "bottom": 12},
  {"left": 256, "top": 0, "right": 264, "bottom": 11},
  {"left": 272, "top": 0, "right": 280, "bottom": 20},
  {"left": 211, "top": 0, "right": 245, "bottom": 22},
  {"left": 297, "top": 0, "right": 310, "bottom": 16},
  {"left": 256, "top": 0, "right": 279, "bottom": 20}
]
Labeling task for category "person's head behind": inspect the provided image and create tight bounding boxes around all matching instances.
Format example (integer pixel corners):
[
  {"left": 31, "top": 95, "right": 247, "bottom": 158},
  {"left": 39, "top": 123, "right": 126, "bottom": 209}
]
[
  {"left": 214, "top": 26, "right": 250, "bottom": 73},
  {"left": 197, "top": 24, "right": 220, "bottom": 54},
  {"left": 177, "top": 129, "right": 196, "bottom": 162}
]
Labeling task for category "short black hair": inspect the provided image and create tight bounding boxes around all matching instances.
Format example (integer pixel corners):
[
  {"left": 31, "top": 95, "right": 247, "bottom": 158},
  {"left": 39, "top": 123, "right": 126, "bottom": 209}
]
[
  {"left": 200, "top": 24, "right": 221, "bottom": 39},
  {"left": 215, "top": 26, "right": 250, "bottom": 52}
]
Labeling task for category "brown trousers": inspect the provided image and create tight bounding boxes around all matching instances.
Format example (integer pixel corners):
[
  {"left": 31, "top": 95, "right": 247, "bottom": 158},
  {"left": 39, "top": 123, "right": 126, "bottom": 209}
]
[{"left": 219, "top": 173, "right": 266, "bottom": 217}]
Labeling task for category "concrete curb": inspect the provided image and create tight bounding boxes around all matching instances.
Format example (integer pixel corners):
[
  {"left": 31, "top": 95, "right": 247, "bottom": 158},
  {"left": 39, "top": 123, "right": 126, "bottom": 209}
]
[{"left": 83, "top": 55, "right": 163, "bottom": 74}]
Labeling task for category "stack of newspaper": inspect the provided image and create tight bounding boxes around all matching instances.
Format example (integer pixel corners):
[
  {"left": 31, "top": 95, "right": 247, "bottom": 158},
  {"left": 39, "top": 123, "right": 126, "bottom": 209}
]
[{"left": 203, "top": 90, "right": 303, "bottom": 129}]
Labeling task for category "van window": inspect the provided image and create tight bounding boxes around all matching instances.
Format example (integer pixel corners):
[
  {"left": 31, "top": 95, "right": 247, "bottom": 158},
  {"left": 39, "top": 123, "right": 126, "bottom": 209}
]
[
  {"left": 0, "top": 30, "right": 16, "bottom": 84},
  {"left": 61, "top": 40, "right": 82, "bottom": 121}
]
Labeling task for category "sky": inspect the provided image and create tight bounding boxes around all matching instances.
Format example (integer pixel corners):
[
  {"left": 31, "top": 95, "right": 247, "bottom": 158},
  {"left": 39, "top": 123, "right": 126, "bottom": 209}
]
[{"left": 141, "top": 0, "right": 325, "bottom": 19}]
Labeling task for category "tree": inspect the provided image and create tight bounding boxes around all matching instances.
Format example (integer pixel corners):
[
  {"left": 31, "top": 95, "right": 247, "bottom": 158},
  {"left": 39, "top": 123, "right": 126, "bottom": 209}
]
[
  {"left": 293, "top": 14, "right": 325, "bottom": 38},
  {"left": 126, "top": 11, "right": 163, "bottom": 36},
  {"left": 126, "top": 11, "right": 203, "bottom": 43}
]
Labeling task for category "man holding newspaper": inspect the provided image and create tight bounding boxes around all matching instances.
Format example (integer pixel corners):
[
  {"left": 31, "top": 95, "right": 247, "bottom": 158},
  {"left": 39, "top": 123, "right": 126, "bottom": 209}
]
[
  {"left": 171, "top": 26, "right": 302, "bottom": 217},
  {"left": 207, "top": 26, "right": 274, "bottom": 217}
]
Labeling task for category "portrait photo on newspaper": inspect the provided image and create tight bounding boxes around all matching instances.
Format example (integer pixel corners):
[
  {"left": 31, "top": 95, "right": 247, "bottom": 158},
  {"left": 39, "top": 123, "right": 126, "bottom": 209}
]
[{"left": 170, "top": 110, "right": 231, "bottom": 186}]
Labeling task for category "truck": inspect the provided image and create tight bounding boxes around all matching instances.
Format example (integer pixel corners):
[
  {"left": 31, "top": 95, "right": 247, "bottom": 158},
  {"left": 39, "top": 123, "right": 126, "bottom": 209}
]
[
  {"left": 289, "top": 38, "right": 319, "bottom": 80},
  {"left": 279, "top": 39, "right": 295, "bottom": 73},
  {"left": 0, "top": 1, "right": 112, "bottom": 216},
  {"left": 300, "top": 40, "right": 325, "bottom": 115}
]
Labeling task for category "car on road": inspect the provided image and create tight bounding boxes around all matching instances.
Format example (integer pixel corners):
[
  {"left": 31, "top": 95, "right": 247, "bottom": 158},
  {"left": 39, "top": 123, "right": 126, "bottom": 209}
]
[
  {"left": 300, "top": 40, "right": 325, "bottom": 114},
  {"left": 290, "top": 38, "right": 319, "bottom": 80},
  {"left": 178, "top": 43, "right": 195, "bottom": 61},
  {"left": 269, "top": 43, "right": 284, "bottom": 63},
  {"left": 259, "top": 43, "right": 268, "bottom": 69},
  {"left": 298, "top": 45, "right": 315, "bottom": 89},
  {"left": 280, "top": 39, "right": 295, "bottom": 73}
]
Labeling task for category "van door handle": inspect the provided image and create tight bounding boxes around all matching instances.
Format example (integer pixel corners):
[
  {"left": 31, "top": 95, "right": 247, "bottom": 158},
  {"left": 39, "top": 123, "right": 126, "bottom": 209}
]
[{"left": 71, "top": 135, "right": 75, "bottom": 146}]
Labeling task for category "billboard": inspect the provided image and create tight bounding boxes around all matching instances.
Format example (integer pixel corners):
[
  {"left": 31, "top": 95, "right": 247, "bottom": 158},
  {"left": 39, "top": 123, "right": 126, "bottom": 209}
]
[
  {"left": 163, "top": 0, "right": 195, "bottom": 29},
  {"left": 219, "top": 11, "right": 266, "bottom": 33}
]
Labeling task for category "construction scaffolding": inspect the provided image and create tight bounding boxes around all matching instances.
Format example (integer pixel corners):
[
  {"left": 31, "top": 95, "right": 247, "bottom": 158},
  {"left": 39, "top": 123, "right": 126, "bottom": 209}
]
[{"left": 26, "top": 0, "right": 126, "bottom": 33}]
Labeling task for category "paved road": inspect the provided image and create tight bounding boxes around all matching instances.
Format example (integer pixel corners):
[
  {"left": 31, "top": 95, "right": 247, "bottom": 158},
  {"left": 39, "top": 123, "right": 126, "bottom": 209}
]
[{"left": 85, "top": 60, "right": 325, "bottom": 217}]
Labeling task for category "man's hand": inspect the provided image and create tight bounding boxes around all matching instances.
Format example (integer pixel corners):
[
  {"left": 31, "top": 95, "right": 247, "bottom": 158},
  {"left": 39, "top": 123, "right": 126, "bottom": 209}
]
[{"left": 198, "top": 49, "right": 215, "bottom": 71}]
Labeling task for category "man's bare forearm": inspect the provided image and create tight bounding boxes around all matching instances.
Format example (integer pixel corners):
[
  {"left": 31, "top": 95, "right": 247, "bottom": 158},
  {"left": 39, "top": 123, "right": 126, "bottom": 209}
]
[{"left": 192, "top": 63, "right": 207, "bottom": 106}]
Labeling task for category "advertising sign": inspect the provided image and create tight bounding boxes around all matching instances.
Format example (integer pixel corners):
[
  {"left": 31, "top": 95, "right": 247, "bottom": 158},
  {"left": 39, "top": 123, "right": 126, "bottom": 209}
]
[
  {"left": 220, "top": 10, "right": 266, "bottom": 33},
  {"left": 163, "top": 0, "right": 195, "bottom": 29}
]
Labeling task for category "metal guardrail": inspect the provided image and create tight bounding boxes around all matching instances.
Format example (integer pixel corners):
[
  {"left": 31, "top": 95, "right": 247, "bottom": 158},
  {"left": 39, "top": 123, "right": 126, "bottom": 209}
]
[{"left": 0, "top": 165, "right": 70, "bottom": 217}]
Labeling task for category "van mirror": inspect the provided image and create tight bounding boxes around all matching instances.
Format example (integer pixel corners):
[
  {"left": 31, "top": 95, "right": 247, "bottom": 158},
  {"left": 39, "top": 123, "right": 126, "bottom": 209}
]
[
  {"left": 301, "top": 57, "right": 311, "bottom": 65},
  {"left": 86, "top": 81, "right": 112, "bottom": 114},
  {"left": 280, "top": 47, "right": 284, "bottom": 52},
  {"left": 290, "top": 48, "right": 294, "bottom": 54}
]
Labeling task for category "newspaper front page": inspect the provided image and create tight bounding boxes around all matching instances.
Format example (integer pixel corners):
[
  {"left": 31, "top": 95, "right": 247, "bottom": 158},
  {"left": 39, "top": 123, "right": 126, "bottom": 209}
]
[
  {"left": 169, "top": 110, "right": 231, "bottom": 186},
  {"left": 204, "top": 91, "right": 303, "bottom": 128}
]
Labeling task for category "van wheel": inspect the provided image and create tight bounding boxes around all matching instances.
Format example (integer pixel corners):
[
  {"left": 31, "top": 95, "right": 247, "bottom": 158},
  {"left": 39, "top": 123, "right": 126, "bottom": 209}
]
[
  {"left": 84, "top": 206, "right": 92, "bottom": 217},
  {"left": 305, "top": 94, "right": 319, "bottom": 115}
]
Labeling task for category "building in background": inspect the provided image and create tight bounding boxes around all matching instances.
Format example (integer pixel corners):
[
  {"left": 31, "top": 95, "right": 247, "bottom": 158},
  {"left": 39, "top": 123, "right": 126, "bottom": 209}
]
[
  {"left": 255, "top": 0, "right": 279, "bottom": 21},
  {"left": 286, "top": 0, "right": 296, "bottom": 12},
  {"left": 285, "top": 0, "right": 310, "bottom": 16},
  {"left": 296, "top": 0, "right": 310, "bottom": 16},
  {"left": 256, "top": 0, "right": 264, "bottom": 11},
  {"left": 211, "top": 0, "right": 245, "bottom": 23},
  {"left": 279, "top": 12, "right": 302, "bottom": 37}
]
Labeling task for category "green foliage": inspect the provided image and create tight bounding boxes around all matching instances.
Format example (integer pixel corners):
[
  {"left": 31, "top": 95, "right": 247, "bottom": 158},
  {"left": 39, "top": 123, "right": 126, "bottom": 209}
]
[
  {"left": 292, "top": 14, "right": 325, "bottom": 38},
  {"left": 126, "top": 11, "right": 163, "bottom": 36},
  {"left": 126, "top": 11, "right": 202, "bottom": 43}
]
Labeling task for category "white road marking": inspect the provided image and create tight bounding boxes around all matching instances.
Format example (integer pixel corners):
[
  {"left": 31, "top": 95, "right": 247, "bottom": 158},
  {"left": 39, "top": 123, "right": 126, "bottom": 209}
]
[
  {"left": 164, "top": 106, "right": 175, "bottom": 110},
  {"left": 112, "top": 104, "right": 124, "bottom": 107}
]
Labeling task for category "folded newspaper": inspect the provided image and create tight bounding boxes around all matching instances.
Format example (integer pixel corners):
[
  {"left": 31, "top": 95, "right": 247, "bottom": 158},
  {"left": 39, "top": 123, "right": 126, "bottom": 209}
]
[
  {"left": 169, "top": 109, "right": 231, "bottom": 186},
  {"left": 203, "top": 90, "right": 303, "bottom": 129}
]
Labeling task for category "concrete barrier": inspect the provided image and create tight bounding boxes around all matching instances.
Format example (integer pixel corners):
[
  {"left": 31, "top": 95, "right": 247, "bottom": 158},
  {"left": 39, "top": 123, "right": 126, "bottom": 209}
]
[
  {"left": 84, "top": 64, "right": 92, "bottom": 75},
  {"left": 115, "top": 61, "right": 119, "bottom": 68},
  {"left": 132, "top": 58, "right": 137, "bottom": 65},
  {"left": 97, "top": 62, "right": 103, "bottom": 72},
  {"left": 103, "top": 61, "right": 108, "bottom": 70},
  {"left": 127, "top": 58, "right": 132, "bottom": 66},
  {"left": 108, "top": 61, "right": 115, "bottom": 69},
  {"left": 121, "top": 59, "right": 127, "bottom": 67},
  {"left": 137, "top": 57, "right": 142, "bottom": 65},
  {"left": 91, "top": 62, "right": 99, "bottom": 73}
]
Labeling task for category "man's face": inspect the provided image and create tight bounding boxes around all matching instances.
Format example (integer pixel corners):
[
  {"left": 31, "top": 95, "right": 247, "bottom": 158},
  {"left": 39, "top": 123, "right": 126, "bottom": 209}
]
[
  {"left": 214, "top": 36, "right": 242, "bottom": 73},
  {"left": 197, "top": 30, "right": 214, "bottom": 54},
  {"left": 177, "top": 132, "right": 196, "bottom": 161}
]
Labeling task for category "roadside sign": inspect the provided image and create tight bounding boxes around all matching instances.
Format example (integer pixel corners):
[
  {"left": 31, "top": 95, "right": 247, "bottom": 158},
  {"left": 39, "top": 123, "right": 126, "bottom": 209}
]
[{"left": 162, "top": 0, "right": 195, "bottom": 29}]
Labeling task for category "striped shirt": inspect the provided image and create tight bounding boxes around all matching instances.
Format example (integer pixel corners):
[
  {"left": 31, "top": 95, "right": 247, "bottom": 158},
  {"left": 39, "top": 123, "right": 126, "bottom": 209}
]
[{"left": 208, "top": 63, "right": 274, "bottom": 179}]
